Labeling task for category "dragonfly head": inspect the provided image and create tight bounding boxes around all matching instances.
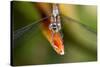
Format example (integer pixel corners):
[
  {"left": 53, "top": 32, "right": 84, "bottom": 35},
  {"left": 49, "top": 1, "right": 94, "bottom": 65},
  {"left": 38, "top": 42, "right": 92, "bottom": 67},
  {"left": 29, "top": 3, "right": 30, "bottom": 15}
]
[{"left": 49, "top": 22, "right": 61, "bottom": 33}]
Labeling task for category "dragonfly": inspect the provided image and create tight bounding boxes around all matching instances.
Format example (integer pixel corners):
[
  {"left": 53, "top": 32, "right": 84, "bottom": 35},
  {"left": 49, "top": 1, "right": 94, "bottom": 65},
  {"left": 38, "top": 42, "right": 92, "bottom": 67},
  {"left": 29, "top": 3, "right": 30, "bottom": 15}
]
[{"left": 13, "top": 3, "right": 96, "bottom": 55}]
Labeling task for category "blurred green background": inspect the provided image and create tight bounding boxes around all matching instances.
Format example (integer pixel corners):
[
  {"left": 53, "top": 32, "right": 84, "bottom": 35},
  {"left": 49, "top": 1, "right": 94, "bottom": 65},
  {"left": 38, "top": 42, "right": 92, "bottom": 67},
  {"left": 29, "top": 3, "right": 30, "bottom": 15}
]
[{"left": 11, "top": 1, "right": 97, "bottom": 66}]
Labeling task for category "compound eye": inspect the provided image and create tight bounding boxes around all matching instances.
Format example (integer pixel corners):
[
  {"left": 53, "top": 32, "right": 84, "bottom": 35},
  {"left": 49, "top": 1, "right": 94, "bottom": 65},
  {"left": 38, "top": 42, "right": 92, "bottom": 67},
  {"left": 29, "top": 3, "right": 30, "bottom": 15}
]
[
  {"left": 57, "top": 23, "right": 61, "bottom": 26},
  {"left": 52, "top": 24, "right": 56, "bottom": 27}
]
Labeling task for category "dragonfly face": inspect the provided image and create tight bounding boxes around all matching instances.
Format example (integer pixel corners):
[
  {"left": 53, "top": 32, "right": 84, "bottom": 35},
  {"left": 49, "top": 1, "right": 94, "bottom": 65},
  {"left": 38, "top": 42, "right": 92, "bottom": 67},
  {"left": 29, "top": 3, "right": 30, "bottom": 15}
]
[{"left": 49, "top": 22, "right": 61, "bottom": 33}]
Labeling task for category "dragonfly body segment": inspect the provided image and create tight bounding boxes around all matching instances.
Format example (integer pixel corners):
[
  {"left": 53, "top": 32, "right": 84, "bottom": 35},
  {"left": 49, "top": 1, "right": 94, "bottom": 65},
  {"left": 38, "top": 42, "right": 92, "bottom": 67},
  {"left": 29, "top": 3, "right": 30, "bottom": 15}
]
[
  {"left": 49, "top": 4, "right": 61, "bottom": 33},
  {"left": 51, "top": 32, "right": 64, "bottom": 55}
]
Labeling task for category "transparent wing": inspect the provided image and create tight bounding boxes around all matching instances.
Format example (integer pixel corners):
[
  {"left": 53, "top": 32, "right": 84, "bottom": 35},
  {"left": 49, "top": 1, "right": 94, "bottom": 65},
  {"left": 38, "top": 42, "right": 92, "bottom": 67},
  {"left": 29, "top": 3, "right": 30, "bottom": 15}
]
[
  {"left": 13, "top": 14, "right": 96, "bottom": 40},
  {"left": 13, "top": 16, "right": 50, "bottom": 40},
  {"left": 61, "top": 14, "right": 97, "bottom": 34}
]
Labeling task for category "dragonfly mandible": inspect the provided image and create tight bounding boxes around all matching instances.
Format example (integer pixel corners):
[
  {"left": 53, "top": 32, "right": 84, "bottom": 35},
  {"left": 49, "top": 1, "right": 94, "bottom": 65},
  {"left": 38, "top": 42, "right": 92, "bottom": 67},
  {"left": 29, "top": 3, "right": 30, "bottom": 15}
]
[{"left": 13, "top": 3, "right": 96, "bottom": 55}]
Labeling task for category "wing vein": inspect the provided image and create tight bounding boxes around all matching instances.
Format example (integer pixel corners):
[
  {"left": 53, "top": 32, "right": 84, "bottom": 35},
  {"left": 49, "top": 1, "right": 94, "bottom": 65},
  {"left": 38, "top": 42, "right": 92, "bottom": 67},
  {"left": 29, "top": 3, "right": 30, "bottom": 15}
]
[{"left": 13, "top": 16, "right": 50, "bottom": 40}]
